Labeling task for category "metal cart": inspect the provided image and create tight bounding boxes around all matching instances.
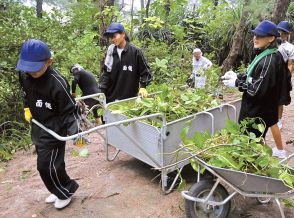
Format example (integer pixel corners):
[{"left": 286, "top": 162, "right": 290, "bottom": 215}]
[
  {"left": 181, "top": 153, "right": 294, "bottom": 218},
  {"left": 104, "top": 97, "right": 241, "bottom": 193},
  {"left": 32, "top": 93, "right": 242, "bottom": 194}
]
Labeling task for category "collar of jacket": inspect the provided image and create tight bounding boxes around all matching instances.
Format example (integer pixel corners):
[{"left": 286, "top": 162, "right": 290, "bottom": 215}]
[{"left": 113, "top": 41, "right": 130, "bottom": 55}]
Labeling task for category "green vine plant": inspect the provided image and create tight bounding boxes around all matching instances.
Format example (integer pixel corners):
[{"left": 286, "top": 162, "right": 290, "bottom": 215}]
[
  {"left": 107, "top": 85, "right": 220, "bottom": 126},
  {"left": 180, "top": 118, "right": 294, "bottom": 189},
  {"left": 0, "top": 121, "right": 31, "bottom": 161}
]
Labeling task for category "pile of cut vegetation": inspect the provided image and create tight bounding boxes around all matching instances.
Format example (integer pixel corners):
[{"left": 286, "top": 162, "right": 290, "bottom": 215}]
[
  {"left": 108, "top": 85, "right": 221, "bottom": 124},
  {"left": 180, "top": 119, "right": 294, "bottom": 188}
]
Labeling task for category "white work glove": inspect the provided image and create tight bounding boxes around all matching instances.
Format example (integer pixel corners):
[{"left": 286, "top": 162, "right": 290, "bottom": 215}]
[
  {"left": 222, "top": 78, "right": 236, "bottom": 88},
  {"left": 221, "top": 70, "right": 237, "bottom": 80}
]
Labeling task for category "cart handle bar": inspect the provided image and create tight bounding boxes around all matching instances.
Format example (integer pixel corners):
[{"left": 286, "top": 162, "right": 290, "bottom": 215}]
[
  {"left": 75, "top": 93, "right": 106, "bottom": 101},
  {"left": 279, "top": 152, "right": 294, "bottom": 164},
  {"left": 181, "top": 190, "right": 237, "bottom": 206},
  {"left": 31, "top": 113, "right": 165, "bottom": 141}
]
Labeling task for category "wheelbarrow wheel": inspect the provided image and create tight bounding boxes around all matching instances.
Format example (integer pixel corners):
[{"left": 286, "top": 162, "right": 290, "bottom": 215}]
[{"left": 185, "top": 180, "right": 231, "bottom": 218}]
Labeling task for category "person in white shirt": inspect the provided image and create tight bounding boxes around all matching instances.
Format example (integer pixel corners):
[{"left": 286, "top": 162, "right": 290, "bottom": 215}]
[
  {"left": 187, "top": 48, "right": 212, "bottom": 87},
  {"left": 192, "top": 48, "right": 212, "bottom": 74},
  {"left": 268, "top": 20, "right": 293, "bottom": 159},
  {"left": 276, "top": 21, "right": 294, "bottom": 129}
]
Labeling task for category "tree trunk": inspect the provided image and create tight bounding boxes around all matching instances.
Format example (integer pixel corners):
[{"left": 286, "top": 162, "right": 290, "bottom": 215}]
[
  {"left": 108, "top": 0, "right": 115, "bottom": 6},
  {"left": 164, "top": 0, "right": 171, "bottom": 18},
  {"left": 271, "top": 0, "right": 289, "bottom": 24},
  {"left": 95, "top": 0, "right": 115, "bottom": 47},
  {"left": 140, "top": 0, "right": 145, "bottom": 22},
  {"left": 120, "top": 0, "right": 125, "bottom": 10},
  {"left": 0, "top": 3, "right": 7, "bottom": 11},
  {"left": 36, "top": 0, "right": 43, "bottom": 18},
  {"left": 141, "top": 0, "right": 144, "bottom": 10},
  {"left": 130, "top": 0, "right": 134, "bottom": 38},
  {"left": 221, "top": 0, "right": 250, "bottom": 73},
  {"left": 145, "top": 0, "right": 151, "bottom": 18}
]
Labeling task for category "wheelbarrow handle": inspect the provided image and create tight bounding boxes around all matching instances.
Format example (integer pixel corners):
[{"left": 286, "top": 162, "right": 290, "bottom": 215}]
[
  {"left": 31, "top": 112, "right": 166, "bottom": 142},
  {"left": 75, "top": 93, "right": 106, "bottom": 103},
  {"left": 181, "top": 190, "right": 198, "bottom": 202},
  {"left": 279, "top": 152, "right": 294, "bottom": 164}
]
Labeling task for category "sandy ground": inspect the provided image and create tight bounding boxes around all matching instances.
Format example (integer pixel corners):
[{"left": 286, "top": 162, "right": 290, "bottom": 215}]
[{"left": 1, "top": 92, "right": 294, "bottom": 218}]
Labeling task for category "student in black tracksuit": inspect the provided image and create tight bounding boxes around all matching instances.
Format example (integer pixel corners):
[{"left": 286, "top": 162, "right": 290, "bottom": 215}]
[
  {"left": 222, "top": 20, "right": 289, "bottom": 157},
  {"left": 99, "top": 22, "right": 152, "bottom": 103},
  {"left": 70, "top": 64, "right": 101, "bottom": 124},
  {"left": 17, "top": 39, "right": 79, "bottom": 209}
]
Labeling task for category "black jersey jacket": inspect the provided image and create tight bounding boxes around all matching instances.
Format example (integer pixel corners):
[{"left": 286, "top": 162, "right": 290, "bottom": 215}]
[
  {"left": 71, "top": 69, "right": 100, "bottom": 96},
  {"left": 235, "top": 49, "right": 289, "bottom": 128},
  {"left": 19, "top": 67, "right": 80, "bottom": 147},
  {"left": 99, "top": 42, "right": 152, "bottom": 103}
]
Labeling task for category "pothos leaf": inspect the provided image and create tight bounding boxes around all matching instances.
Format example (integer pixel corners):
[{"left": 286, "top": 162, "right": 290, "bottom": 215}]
[
  {"left": 257, "top": 124, "right": 265, "bottom": 134},
  {"left": 267, "top": 167, "right": 279, "bottom": 178},
  {"left": 232, "top": 138, "right": 240, "bottom": 145},
  {"left": 256, "top": 155, "right": 270, "bottom": 168},
  {"left": 192, "top": 132, "right": 208, "bottom": 148},
  {"left": 249, "top": 132, "right": 256, "bottom": 140},
  {"left": 263, "top": 145, "right": 272, "bottom": 156},
  {"left": 190, "top": 160, "right": 199, "bottom": 172},
  {"left": 226, "top": 119, "right": 240, "bottom": 134},
  {"left": 79, "top": 148, "right": 89, "bottom": 157},
  {"left": 279, "top": 171, "right": 294, "bottom": 188},
  {"left": 180, "top": 121, "right": 192, "bottom": 144},
  {"left": 217, "top": 154, "right": 240, "bottom": 170}
]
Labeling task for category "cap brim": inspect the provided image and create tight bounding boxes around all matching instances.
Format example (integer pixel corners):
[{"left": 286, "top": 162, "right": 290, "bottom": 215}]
[
  {"left": 251, "top": 29, "right": 268, "bottom": 36},
  {"left": 251, "top": 29, "right": 279, "bottom": 37},
  {"left": 277, "top": 27, "right": 290, "bottom": 34},
  {"left": 103, "top": 30, "right": 119, "bottom": 36},
  {"left": 17, "top": 59, "right": 46, "bottom": 73}
]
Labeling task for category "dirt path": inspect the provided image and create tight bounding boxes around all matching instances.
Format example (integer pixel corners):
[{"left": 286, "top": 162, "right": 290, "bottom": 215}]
[{"left": 1, "top": 92, "right": 294, "bottom": 218}]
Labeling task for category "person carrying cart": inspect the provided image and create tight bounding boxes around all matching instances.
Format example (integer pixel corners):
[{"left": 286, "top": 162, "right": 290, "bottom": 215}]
[
  {"left": 17, "top": 39, "right": 81, "bottom": 209},
  {"left": 222, "top": 20, "right": 289, "bottom": 158},
  {"left": 98, "top": 22, "right": 152, "bottom": 103}
]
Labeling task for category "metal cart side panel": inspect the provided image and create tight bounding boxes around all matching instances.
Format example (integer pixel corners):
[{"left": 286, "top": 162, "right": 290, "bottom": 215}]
[
  {"left": 212, "top": 166, "right": 292, "bottom": 194},
  {"left": 163, "top": 112, "right": 214, "bottom": 168},
  {"left": 105, "top": 111, "right": 162, "bottom": 168},
  {"left": 207, "top": 104, "right": 238, "bottom": 132},
  {"left": 162, "top": 103, "right": 240, "bottom": 168}
]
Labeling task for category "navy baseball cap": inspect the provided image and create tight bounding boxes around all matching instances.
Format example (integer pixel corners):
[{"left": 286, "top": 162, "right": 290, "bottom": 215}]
[
  {"left": 17, "top": 39, "right": 52, "bottom": 73},
  {"left": 104, "top": 23, "right": 125, "bottom": 36},
  {"left": 277, "top": 21, "right": 292, "bottom": 33},
  {"left": 251, "top": 20, "right": 280, "bottom": 37}
]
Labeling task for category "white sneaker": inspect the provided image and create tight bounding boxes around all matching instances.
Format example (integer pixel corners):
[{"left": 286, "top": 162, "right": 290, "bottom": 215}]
[
  {"left": 45, "top": 194, "right": 58, "bottom": 203},
  {"left": 272, "top": 147, "right": 287, "bottom": 159},
  {"left": 54, "top": 197, "right": 72, "bottom": 209},
  {"left": 277, "top": 120, "right": 283, "bottom": 130}
]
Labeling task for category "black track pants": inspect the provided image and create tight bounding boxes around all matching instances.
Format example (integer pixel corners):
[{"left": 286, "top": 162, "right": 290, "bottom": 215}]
[{"left": 36, "top": 144, "right": 79, "bottom": 200}]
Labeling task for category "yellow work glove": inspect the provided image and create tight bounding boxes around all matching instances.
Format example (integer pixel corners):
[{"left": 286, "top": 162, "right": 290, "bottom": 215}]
[
  {"left": 74, "top": 137, "right": 86, "bottom": 147},
  {"left": 24, "top": 107, "right": 32, "bottom": 123},
  {"left": 139, "top": 88, "right": 148, "bottom": 98},
  {"left": 73, "top": 136, "right": 91, "bottom": 147}
]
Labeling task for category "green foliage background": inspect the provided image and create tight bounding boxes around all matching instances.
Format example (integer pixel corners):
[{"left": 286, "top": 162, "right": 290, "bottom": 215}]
[{"left": 0, "top": 0, "right": 293, "bottom": 161}]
